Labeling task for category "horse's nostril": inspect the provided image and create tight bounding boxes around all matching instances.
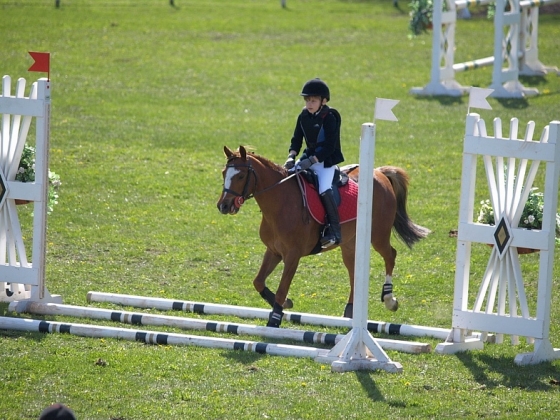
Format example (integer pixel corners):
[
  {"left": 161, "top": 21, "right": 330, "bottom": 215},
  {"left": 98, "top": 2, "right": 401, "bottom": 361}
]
[{"left": 218, "top": 202, "right": 229, "bottom": 214}]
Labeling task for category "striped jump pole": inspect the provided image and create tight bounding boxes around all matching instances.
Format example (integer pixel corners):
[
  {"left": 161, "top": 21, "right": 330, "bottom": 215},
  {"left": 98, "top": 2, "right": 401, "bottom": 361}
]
[
  {"left": 9, "top": 301, "right": 431, "bottom": 354},
  {"left": 87, "top": 291, "right": 451, "bottom": 341},
  {"left": 0, "top": 316, "right": 330, "bottom": 360}
]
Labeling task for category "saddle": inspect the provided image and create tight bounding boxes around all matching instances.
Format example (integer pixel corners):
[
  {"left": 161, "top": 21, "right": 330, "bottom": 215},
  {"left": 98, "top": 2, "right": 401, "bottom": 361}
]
[{"left": 297, "top": 166, "right": 351, "bottom": 205}]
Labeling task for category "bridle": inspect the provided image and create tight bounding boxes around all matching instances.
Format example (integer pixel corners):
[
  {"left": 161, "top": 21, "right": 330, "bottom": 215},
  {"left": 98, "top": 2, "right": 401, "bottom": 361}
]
[
  {"left": 221, "top": 157, "right": 297, "bottom": 209},
  {"left": 222, "top": 161, "right": 258, "bottom": 209}
]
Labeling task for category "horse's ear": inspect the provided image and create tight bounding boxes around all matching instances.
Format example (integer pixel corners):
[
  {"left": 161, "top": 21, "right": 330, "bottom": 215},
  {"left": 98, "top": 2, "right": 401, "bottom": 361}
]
[
  {"left": 224, "top": 146, "right": 234, "bottom": 158},
  {"left": 239, "top": 145, "right": 247, "bottom": 160}
]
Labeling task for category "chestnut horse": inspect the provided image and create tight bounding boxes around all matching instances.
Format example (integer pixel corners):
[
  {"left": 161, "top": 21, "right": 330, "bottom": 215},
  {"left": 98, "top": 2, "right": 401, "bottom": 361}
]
[{"left": 217, "top": 146, "right": 429, "bottom": 327}]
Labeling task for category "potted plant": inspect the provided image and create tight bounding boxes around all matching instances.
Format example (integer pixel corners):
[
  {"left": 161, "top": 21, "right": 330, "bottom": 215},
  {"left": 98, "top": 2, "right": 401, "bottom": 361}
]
[
  {"left": 15, "top": 143, "right": 61, "bottom": 214},
  {"left": 409, "top": 1, "right": 495, "bottom": 38},
  {"left": 477, "top": 188, "right": 560, "bottom": 246},
  {"left": 408, "top": 0, "right": 434, "bottom": 37}
]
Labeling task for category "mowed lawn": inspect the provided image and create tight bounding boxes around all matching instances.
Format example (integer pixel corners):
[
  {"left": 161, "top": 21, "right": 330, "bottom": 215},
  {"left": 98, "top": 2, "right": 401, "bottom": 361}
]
[{"left": 1, "top": 1, "right": 559, "bottom": 419}]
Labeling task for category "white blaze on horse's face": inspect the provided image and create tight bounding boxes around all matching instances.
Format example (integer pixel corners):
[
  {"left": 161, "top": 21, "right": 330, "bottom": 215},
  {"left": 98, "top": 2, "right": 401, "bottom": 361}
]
[{"left": 222, "top": 166, "right": 241, "bottom": 200}]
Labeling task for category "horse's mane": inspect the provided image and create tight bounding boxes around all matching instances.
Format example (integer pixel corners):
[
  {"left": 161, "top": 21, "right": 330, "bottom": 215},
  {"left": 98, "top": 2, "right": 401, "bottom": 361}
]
[{"left": 232, "top": 148, "right": 287, "bottom": 177}]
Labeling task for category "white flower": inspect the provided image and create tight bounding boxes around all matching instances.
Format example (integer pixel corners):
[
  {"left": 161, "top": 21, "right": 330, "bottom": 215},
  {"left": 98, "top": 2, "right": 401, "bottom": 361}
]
[{"left": 527, "top": 215, "right": 535, "bottom": 224}]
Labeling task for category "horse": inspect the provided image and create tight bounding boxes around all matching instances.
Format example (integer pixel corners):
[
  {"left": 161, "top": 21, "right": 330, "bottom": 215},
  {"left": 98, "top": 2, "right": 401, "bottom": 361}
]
[{"left": 217, "top": 145, "right": 430, "bottom": 327}]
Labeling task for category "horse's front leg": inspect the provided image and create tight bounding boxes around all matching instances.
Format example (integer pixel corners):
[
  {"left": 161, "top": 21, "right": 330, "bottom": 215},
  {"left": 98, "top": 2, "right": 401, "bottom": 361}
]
[
  {"left": 253, "top": 248, "right": 282, "bottom": 307},
  {"left": 267, "top": 254, "right": 300, "bottom": 328}
]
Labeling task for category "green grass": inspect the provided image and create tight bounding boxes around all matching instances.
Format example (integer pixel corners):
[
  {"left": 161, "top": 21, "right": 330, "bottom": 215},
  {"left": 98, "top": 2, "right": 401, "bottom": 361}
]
[{"left": 1, "top": 1, "right": 560, "bottom": 419}]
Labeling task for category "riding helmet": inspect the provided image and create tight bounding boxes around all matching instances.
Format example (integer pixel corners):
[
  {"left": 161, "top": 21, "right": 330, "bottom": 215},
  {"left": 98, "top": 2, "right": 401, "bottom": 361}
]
[{"left": 300, "top": 78, "right": 330, "bottom": 102}]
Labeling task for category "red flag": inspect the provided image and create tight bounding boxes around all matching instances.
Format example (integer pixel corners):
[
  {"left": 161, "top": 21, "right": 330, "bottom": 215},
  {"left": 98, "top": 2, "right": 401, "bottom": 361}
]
[{"left": 28, "top": 52, "right": 50, "bottom": 79}]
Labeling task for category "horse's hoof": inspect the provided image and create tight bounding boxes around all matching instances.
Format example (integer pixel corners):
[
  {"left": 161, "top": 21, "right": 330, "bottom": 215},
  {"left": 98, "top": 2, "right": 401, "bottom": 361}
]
[
  {"left": 283, "top": 298, "right": 293, "bottom": 309},
  {"left": 384, "top": 295, "right": 399, "bottom": 312}
]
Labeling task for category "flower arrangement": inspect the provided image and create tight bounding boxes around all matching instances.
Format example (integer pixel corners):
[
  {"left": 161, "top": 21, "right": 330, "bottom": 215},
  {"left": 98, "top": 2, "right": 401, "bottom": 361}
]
[
  {"left": 15, "top": 144, "right": 61, "bottom": 214},
  {"left": 477, "top": 188, "right": 560, "bottom": 242},
  {"left": 408, "top": 1, "right": 496, "bottom": 38},
  {"left": 408, "top": 0, "right": 434, "bottom": 37}
]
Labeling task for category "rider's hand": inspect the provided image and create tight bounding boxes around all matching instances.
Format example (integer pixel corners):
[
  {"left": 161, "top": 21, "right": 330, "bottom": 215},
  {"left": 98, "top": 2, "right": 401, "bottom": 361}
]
[
  {"left": 297, "top": 158, "right": 313, "bottom": 170},
  {"left": 284, "top": 157, "right": 295, "bottom": 169}
]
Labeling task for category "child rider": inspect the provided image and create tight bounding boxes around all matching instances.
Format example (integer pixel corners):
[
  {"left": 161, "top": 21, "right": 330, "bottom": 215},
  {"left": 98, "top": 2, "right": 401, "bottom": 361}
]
[{"left": 284, "top": 78, "right": 344, "bottom": 248}]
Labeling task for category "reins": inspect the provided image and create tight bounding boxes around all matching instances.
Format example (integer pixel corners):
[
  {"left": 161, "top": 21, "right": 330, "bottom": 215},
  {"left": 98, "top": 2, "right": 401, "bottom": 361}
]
[
  {"left": 254, "top": 171, "right": 297, "bottom": 196},
  {"left": 224, "top": 158, "right": 299, "bottom": 200}
]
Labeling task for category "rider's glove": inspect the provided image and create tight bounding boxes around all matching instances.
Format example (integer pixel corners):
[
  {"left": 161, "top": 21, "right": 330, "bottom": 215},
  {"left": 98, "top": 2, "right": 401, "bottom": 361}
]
[
  {"left": 297, "top": 158, "right": 313, "bottom": 170},
  {"left": 284, "top": 156, "right": 295, "bottom": 169}
]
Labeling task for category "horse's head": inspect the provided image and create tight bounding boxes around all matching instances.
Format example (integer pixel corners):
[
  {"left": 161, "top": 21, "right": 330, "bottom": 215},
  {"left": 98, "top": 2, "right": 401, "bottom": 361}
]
[{"left": 217, "top": 146, "right": 256, "bottom": 215}]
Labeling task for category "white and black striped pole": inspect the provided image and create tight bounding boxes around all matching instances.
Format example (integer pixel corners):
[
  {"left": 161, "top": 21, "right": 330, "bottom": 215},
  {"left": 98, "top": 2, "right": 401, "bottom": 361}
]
[
  {"left": 9, "top": 301, "right": 431, "bottom": 354},
  {"left": 86, "top": 291, "right": 451, "bottom": 340},
  {"left": 0, "top": 316, "right": 329, "bottom": 360}
]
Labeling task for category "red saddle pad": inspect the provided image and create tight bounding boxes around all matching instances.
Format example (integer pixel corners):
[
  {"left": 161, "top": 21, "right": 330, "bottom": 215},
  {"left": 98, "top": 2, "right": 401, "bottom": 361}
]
[{"left": 300, "top": 175, "right": 358, "bottom": 225}]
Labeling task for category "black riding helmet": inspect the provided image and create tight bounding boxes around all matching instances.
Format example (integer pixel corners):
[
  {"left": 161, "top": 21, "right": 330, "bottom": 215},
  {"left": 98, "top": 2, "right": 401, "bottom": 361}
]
[{"left": 300, "top": 78, "right": 330, "bottom": 102}]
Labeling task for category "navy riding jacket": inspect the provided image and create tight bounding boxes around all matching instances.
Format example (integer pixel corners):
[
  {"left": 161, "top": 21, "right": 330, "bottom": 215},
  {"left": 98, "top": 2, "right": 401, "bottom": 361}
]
[{"left": 288, "top": 105, "right": 344, "bottom": 168}]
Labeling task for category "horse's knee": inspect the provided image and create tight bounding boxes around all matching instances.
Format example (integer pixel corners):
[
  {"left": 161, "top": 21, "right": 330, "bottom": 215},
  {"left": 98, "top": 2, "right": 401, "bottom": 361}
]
[{"left": 253, "top": 278, "right": 265, "bottom": 293}]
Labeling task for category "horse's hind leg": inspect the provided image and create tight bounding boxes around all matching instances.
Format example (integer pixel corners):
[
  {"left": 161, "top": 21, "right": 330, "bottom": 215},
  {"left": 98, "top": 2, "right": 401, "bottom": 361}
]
[
  {"left": 372, "top": 233, "right": 399, "bottom": 312},
  {"left": 340, "top": 241, "right": 356, "bottom": 318}
]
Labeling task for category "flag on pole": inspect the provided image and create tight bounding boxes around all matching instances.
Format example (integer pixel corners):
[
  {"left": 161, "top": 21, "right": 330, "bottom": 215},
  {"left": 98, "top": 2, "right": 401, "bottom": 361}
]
[
  {"left": 28, "top": 52, "right": 50, "bottom": 80},
  {"left": 374, "top": 98, "right": 399, "bottom": 122},
  {"left": 468, "top": 87, "right": 493, "bottom": 111}
]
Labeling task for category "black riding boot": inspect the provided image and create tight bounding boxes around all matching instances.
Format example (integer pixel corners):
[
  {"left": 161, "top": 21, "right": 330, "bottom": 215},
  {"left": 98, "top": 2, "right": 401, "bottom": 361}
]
[{"left": 320, "top": 189, "right": 342, "bottom": 248}]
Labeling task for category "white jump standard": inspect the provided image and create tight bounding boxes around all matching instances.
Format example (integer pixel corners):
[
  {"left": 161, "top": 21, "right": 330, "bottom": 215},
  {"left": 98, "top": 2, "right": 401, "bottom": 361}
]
[
  {"left": 0, "top": 76, "right": 60, "bottom": 303},
  {"left": 411, "top": 0, "right": 560, "bottom": 98},
  {"left": 436, "top": 114, "right": 560, "bottom": 365}
]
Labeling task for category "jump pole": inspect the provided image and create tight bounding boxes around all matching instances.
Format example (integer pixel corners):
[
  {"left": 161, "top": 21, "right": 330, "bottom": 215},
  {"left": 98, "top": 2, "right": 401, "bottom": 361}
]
[
  {"left": 9, "top": 301, "right": 431, "bottom": 354},
  {"left": 0, "top": 316, "right": 330, "bottom": 360},
  {"left": 86, "top": 291, "right": 451, "bottom": 341}
]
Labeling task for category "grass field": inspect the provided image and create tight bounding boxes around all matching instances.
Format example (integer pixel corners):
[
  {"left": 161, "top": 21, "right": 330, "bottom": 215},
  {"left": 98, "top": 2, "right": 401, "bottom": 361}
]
[{"left": 1, "top": 1, "right": 560, "bottom": 419}]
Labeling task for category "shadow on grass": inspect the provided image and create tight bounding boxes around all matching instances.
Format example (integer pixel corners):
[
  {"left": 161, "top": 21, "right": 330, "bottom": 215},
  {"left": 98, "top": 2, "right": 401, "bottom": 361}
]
[
  {"left": 411, "top": 81, "right": 560, "bottom": 109},
  {"left": 519, "top": 75, "right": 549, "bottom": 87},
  {"left": 455, "top": 351, "right": 560, "bottom": 391},
  {"left": 221, "top": 349, "right": 265, "bottom": 365},
  {"left": 494, "top": 97, "right": 530, "bottom": 110},
  {"left": 355, "top": 371, "right": 388, "bottom": 403},
  {"left": 0, "top": 302, "right": 49, "bottom": 341},
  {"left": 412, "top": 95, "right": 465, "bottom": 106},
  {"left": 221, "top": 349, "right": 398, "bottom": 404}
]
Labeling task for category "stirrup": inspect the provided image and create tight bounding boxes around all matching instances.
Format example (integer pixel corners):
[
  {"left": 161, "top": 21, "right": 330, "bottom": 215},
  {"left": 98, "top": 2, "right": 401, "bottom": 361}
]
[
  {"left": 321, "top": 236, "right": 337, "bottom": 249},
  {"left": 321, "top": 225, "right": 339, "bottom": 248}
]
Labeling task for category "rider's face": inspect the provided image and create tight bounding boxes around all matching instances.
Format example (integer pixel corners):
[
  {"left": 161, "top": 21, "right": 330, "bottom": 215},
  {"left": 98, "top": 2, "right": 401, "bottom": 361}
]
[{"left": 304, "top": 96, "right": 325, "bottom": 114}]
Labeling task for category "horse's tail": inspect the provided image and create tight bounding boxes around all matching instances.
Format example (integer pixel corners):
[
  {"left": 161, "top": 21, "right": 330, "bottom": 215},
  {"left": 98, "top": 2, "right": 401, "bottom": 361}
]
[{"left": 378, "top": 166, "right": 431, "bottom": 248}]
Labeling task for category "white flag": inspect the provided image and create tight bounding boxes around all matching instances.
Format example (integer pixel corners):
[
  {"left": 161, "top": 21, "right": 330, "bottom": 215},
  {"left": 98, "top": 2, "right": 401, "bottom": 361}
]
[
  {"left": 374, "top": 98, "right": 399, "bottom": 122},
  {"left": 468, "top": 87, "right": 493, "bottom": 110}
]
